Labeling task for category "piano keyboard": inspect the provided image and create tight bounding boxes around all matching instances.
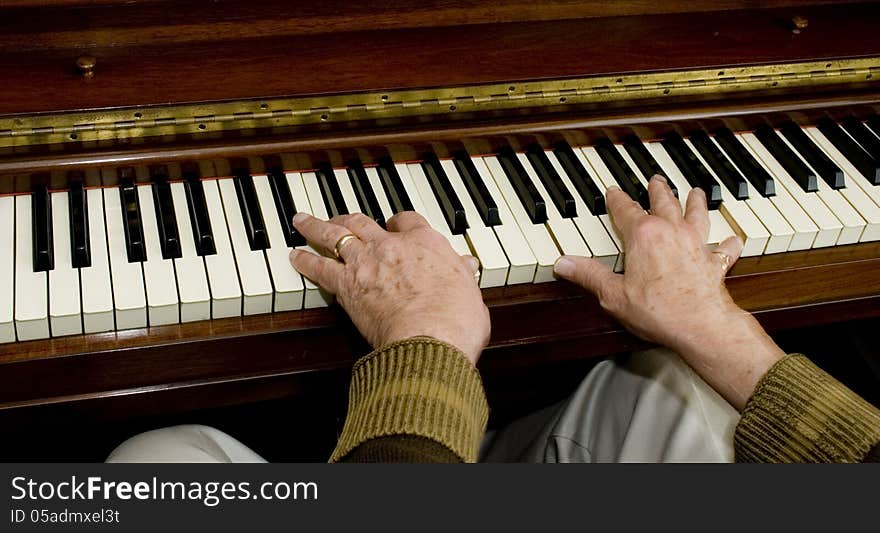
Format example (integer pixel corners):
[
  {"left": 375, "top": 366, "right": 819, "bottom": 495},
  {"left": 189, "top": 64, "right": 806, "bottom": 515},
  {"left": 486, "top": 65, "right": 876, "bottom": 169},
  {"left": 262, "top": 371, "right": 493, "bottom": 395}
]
[{"left": 2, "top": 117, "right": 880, "bottom": 342}]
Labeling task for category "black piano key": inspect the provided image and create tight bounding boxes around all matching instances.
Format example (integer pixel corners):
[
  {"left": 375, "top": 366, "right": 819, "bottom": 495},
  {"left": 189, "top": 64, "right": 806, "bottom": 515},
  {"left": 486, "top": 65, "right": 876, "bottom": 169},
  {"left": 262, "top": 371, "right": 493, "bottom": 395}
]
[
  {"left": 376, "top": 157, "right": 414, "bottom": 214},
  {"left": 266, "top": 165, "right": 306, "bottom": 247},
  {"left": 689, "top": 131, "right": 749, "bottom": 200},
  {"left": 817, "top": 118, "right": 880, "bottom": 185},
  {"left": 753, "top": 124, "right": 818, "bottom": 193},
  {"left": 867, "top": 115, "right": 880, "bottom": 137},
  {"left": 346, "top": 160, "right": 386, "bottom": 228},
  {"left": 150, "top": 171, "right": 182, "bottom": 260},
  {"left": 594, "top": 139, "right": 650, "bottom": 210},
  {"left": 778, "top": 121, "right": 845, "bottom": 189},
  {"left": 525, "top": 145, "right": 577, "bottom": 218},
  {"left": 622, "top": 135, "right": 678, "bottom": 198},
  {"left": 183, "top": 172, "right": 216, "bottom": 256},
  {"left": 68, "top": 181, "right": 91, "bottom": 268},
  {"left": 838, "top": 118, "right": 880, "bottom": 185},
  {"left": 232, "top": 169, "right": 269, "bottom": 250},
  {"left": 452, "top": 151, "right": 500, "bottom": 226},
  {"left": 552, "top": 141, "right": 606, "bottom": 215},
  {"left": 660, "top": 132, "right": 723, "bottom": 209},
  {"left": 713, "top": 127, "right": 775, "bottom": 197},
  {"left": 316, "top": 162, "right": 348, "bottom": 218},
  {"left": 31, "top": 184, "right": 54, "bottom": 272},
  {"left": 496, "top": 147, "right": 547, "bottom": 224},
  {"left": 119, "top": 181, "right": 146, "bottom": 263},
  {"left": 421, "top": 154, "right": 468, "bottom": 234}
]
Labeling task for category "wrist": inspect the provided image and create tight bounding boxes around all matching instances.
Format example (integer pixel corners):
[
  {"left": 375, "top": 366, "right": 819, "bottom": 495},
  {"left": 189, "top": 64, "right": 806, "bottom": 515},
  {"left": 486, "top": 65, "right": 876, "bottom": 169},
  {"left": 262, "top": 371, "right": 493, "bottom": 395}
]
[
  {"left": 382, "top": 327, "right": 484, "bottom": 366},
  {"left": 674, "top": 306, "right": 785, "bottom": 410}
]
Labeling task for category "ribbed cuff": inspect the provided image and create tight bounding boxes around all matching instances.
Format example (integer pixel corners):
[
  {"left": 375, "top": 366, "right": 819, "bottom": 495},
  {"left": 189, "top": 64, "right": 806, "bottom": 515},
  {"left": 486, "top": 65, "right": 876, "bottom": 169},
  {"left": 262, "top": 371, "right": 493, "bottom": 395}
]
[
  {"left": 329, "top": 337, "right": 489, "bottom": 463},
  {"left": 735, "top": 354, "right": 880, "bottom": 462}
]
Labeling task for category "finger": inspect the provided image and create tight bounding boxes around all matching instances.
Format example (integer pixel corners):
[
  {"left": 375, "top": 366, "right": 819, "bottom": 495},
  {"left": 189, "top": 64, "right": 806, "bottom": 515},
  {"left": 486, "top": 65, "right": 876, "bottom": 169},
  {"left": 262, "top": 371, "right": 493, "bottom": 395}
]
[
  {"left": 461, "top": 254, "right": 480, "bottom": 274},
  {"left": 387, "top": 211, "right": 431, "bottom": 233},
  {"left": 289, "top": 248, "right": 344, "bottom": 294},
  {"left": 712, "top": 235, "right": 744, "bottom": 276},
  {"left": 553, "top": 255, "right": 623, "bottom": 310},
  {"left": 684, "top": 188, "right": 710, "bottom": 242},
  {"left": 333, "top": 213, "right": 386, "bottom": 242},
  {"left": 606, "top": 186, "right": 649, "bottom": 239},
  {"left": 647, "top": 174, "right": 682, "bottom": 222},
  {"left": 293, "top": 212, "right": 363, "bottom": 260}
]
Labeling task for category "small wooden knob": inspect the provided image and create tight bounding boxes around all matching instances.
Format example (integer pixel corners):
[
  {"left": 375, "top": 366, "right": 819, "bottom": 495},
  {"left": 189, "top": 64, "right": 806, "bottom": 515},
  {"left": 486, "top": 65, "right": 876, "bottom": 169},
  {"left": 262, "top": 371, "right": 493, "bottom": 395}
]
[
  {"left": 791, "top": 16, "right": 808, "bottom": 34},
  {"left": 76, "top": 55, "right": 96, "bottom": 78}
]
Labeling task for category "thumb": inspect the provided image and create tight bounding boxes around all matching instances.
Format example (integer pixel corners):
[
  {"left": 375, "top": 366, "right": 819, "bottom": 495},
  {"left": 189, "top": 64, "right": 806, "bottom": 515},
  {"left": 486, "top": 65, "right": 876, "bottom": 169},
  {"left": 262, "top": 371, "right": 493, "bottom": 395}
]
[
  {"left": 553, "top": 255, "right": 620, "bottom": 300},
  {"left": 712, "top": 235, "right": 744, "bottom": 276}
]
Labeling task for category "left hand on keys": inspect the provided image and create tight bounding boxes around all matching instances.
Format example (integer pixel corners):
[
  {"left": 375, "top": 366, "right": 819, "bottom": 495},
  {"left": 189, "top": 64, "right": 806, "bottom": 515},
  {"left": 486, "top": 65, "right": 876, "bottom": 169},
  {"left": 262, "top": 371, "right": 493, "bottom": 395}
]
[{"left": 289, "top": 212, "right": 490, "bottom": 365}]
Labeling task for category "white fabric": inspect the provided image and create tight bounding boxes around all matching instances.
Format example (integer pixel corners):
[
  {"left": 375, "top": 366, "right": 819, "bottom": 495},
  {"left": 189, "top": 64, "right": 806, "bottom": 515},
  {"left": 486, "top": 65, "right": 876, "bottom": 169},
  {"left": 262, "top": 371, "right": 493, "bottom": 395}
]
[
  {"left": 480, "top": 348, "right": 739, "bottom": 462},
  {"left": 107, "top": 424, "right": 266, "bottom": 463}
]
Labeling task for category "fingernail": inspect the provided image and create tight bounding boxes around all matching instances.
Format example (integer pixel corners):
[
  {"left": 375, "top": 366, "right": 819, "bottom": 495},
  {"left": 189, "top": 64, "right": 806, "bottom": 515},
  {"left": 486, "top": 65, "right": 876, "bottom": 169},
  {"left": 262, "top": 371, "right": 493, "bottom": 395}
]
[
  {"left": 293, "top": 212, "right": 310, "bottom": 225},
  {"left": 554, "top": 257, "right": 576, "bottom": 277},
  {"left": 607, "top": 185, "right": 622, "bottom": 194},
  {"left": 288, "top": 249, "right": 301, "bottom": 262},
  {"left": 652, "top": 174, "right": 667, "bottom": 184}
]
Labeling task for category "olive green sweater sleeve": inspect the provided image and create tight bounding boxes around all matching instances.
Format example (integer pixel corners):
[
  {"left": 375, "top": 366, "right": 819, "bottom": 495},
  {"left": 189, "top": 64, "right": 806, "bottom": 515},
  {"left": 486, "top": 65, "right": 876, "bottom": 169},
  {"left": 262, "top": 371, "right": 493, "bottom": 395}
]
[
  {"left": 330, "top": 337, "right": 489, "bottom": 463},
  {"left": 735, "top": 354, "right": 880, "bottom": 462}
]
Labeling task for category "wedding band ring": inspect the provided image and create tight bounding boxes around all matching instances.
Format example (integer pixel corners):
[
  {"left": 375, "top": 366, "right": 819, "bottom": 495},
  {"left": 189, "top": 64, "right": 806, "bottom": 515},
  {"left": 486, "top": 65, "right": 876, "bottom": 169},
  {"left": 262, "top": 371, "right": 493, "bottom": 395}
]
[
  {"left": 712, "top": 250, "right": 731, "bottom": 271},
  {"left": 333, "top": 234, "right": 358, "bottom": 261}
]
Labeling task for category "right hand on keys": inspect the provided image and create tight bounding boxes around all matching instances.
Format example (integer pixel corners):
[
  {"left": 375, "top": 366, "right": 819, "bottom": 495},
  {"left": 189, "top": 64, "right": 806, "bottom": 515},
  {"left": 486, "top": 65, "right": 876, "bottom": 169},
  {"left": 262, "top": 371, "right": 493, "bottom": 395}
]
[
  {"left": 553, "top": 174, "right": 784, "bottom": 409},
  {"left": 289, "top": 211, "right": 489, "bottom": 366}
]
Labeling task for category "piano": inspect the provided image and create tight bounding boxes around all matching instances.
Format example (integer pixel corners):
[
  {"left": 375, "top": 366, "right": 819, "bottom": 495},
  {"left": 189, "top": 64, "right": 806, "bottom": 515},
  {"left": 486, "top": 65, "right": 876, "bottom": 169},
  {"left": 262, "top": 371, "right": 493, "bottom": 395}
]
[{"left": 1, "top": 0, "right": 880, "bottom": 426}]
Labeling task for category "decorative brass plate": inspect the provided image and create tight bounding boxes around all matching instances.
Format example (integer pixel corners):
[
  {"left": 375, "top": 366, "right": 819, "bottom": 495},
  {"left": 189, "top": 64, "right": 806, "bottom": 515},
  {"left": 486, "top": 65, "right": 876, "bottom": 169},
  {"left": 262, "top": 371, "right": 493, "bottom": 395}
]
[{"left": 0, "top": 58, "right": 877, "bottom": 149}]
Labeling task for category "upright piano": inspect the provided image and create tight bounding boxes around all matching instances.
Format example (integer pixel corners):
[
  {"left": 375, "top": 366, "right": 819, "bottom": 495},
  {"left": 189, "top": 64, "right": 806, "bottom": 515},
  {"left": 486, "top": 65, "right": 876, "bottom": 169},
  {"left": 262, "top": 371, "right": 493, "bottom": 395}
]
[{"left": 1, "top": 0, "right": 879, "bottom": 425}]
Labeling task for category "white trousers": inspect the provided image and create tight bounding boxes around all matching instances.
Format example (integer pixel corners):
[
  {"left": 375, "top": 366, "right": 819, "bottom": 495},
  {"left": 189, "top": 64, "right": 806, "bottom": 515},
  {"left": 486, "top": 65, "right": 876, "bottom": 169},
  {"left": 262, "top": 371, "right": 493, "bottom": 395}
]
[{"left": 107, "top": 348, "right": 738, "bottom": 463}]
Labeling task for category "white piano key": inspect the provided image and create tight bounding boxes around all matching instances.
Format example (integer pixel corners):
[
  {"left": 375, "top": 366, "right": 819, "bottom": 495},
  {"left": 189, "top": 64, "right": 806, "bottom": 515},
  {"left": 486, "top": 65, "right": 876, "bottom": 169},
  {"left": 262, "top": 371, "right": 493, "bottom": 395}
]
[
  {"left": 440, "top": 159, "right": 510, "bottom": 287},
  {"left": 470, "top": 157, "right": 537, "bottom": 284},
  {"left": 48, "top": 191, "right": 83, "bottom": 336},
  {"left": 570, "top": 147, "right": 626, "bottom": 271},
  {"left": 482, "top": 156, "right": 558, "bottom": 282},
  {"left": 14, "top": 195, "right": 50, "bottom": 340},
  {"left": 394, "top": 163, "right": 428, "bottom": 213},
  {"left": 80, "top": 188, "right": 114, "bottom": 333},
  {"left": 364, "top": 167, "right": 396, "bottom": 220},
  {"left": 775, "top": 130, "right": 866, "bottom": 245},
  {"left": 103, "top": 186, "right": 147, "bottom": 330},
  {"left": 170, "top": 182, "right": 211, "bottom": 322},
  {"left": 138, "top": 185, "right": 180, "bottom": 325},
  {"left": 294, "top": 171, "right": 334, "bottom": 308},
  {"left": 741, "top": 133, "right": 842, "bottom": 248},
  {"left": 202, "top": 179, "right": 244, "bottom": 318},
  {"left": 641, "top": 142, "right": 737, "bottom": 247},
  {"left": 517, "top": 152, "right": 592, "bottom": 259},
  {"left": 334, "top": 168, "right": 363, "bottom": 214},
  {"left": 804, "top": 126, "right": 880, "bottom": 242},
  {"left": 405, "top": 163, "right": 472, "bottom": 257},
  {"left": 218, "top": 178, "right": 273, "bottom": 315},
  {"left": 682, "top": 138, "right": 770, "bottom": 256},
  {"left": 0, "top": 197, "right": 15, "bottom": 343},
  {"left": 253, "top": 174, "right": 305, "bottom": 311}
]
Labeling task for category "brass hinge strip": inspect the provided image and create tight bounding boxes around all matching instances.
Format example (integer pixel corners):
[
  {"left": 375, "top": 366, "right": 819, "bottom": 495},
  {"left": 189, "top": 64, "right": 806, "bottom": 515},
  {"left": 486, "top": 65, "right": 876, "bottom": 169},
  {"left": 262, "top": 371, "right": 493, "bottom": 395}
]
[{"left": 0, "top": 58, "right": 877, "bottom": 148}]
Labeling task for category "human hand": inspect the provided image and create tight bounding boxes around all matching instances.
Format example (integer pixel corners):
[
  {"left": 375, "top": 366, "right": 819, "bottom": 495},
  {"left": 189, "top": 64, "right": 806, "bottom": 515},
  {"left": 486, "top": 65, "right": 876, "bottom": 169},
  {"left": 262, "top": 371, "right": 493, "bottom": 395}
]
[
  {"left": 553, "top": 175, "right": 784, "bottom": 409},
  {"left": 289, "top": 211, "right": 490, "bottom": 365}
]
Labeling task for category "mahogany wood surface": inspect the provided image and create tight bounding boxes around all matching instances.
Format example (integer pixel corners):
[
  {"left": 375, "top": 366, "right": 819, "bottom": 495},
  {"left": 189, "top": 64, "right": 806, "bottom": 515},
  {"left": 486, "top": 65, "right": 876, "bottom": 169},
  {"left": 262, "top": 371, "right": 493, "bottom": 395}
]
[{"left": 0, "top": 2, "right": 878, "bottom": 114}]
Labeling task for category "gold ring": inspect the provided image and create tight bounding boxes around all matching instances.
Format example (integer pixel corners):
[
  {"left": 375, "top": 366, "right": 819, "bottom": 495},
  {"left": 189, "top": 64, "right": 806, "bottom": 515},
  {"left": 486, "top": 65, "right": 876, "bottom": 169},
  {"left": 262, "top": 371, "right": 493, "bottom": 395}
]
[
  {"left": 333, "top": 234, "right": 358, "bottom": 261},
  {"left": 712, "top": 250, "right": 731, "bottom": 271}
]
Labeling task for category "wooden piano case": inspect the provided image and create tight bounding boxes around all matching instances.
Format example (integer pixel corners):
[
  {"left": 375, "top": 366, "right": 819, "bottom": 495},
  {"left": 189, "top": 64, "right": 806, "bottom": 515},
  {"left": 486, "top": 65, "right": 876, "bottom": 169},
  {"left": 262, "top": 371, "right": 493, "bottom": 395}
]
[{"left": 0, "top": 0, "right": 879, "bottom": 429}]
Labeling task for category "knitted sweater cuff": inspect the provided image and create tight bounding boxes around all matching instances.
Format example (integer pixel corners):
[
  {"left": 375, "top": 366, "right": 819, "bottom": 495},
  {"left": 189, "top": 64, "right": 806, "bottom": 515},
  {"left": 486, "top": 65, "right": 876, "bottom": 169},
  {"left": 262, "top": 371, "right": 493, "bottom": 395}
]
[
  {"left": 734, "top": 354, "right": 880, "bottom": 462},
  {"left": 329, "top": 337, "right": 489, "bottom": 463}
]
